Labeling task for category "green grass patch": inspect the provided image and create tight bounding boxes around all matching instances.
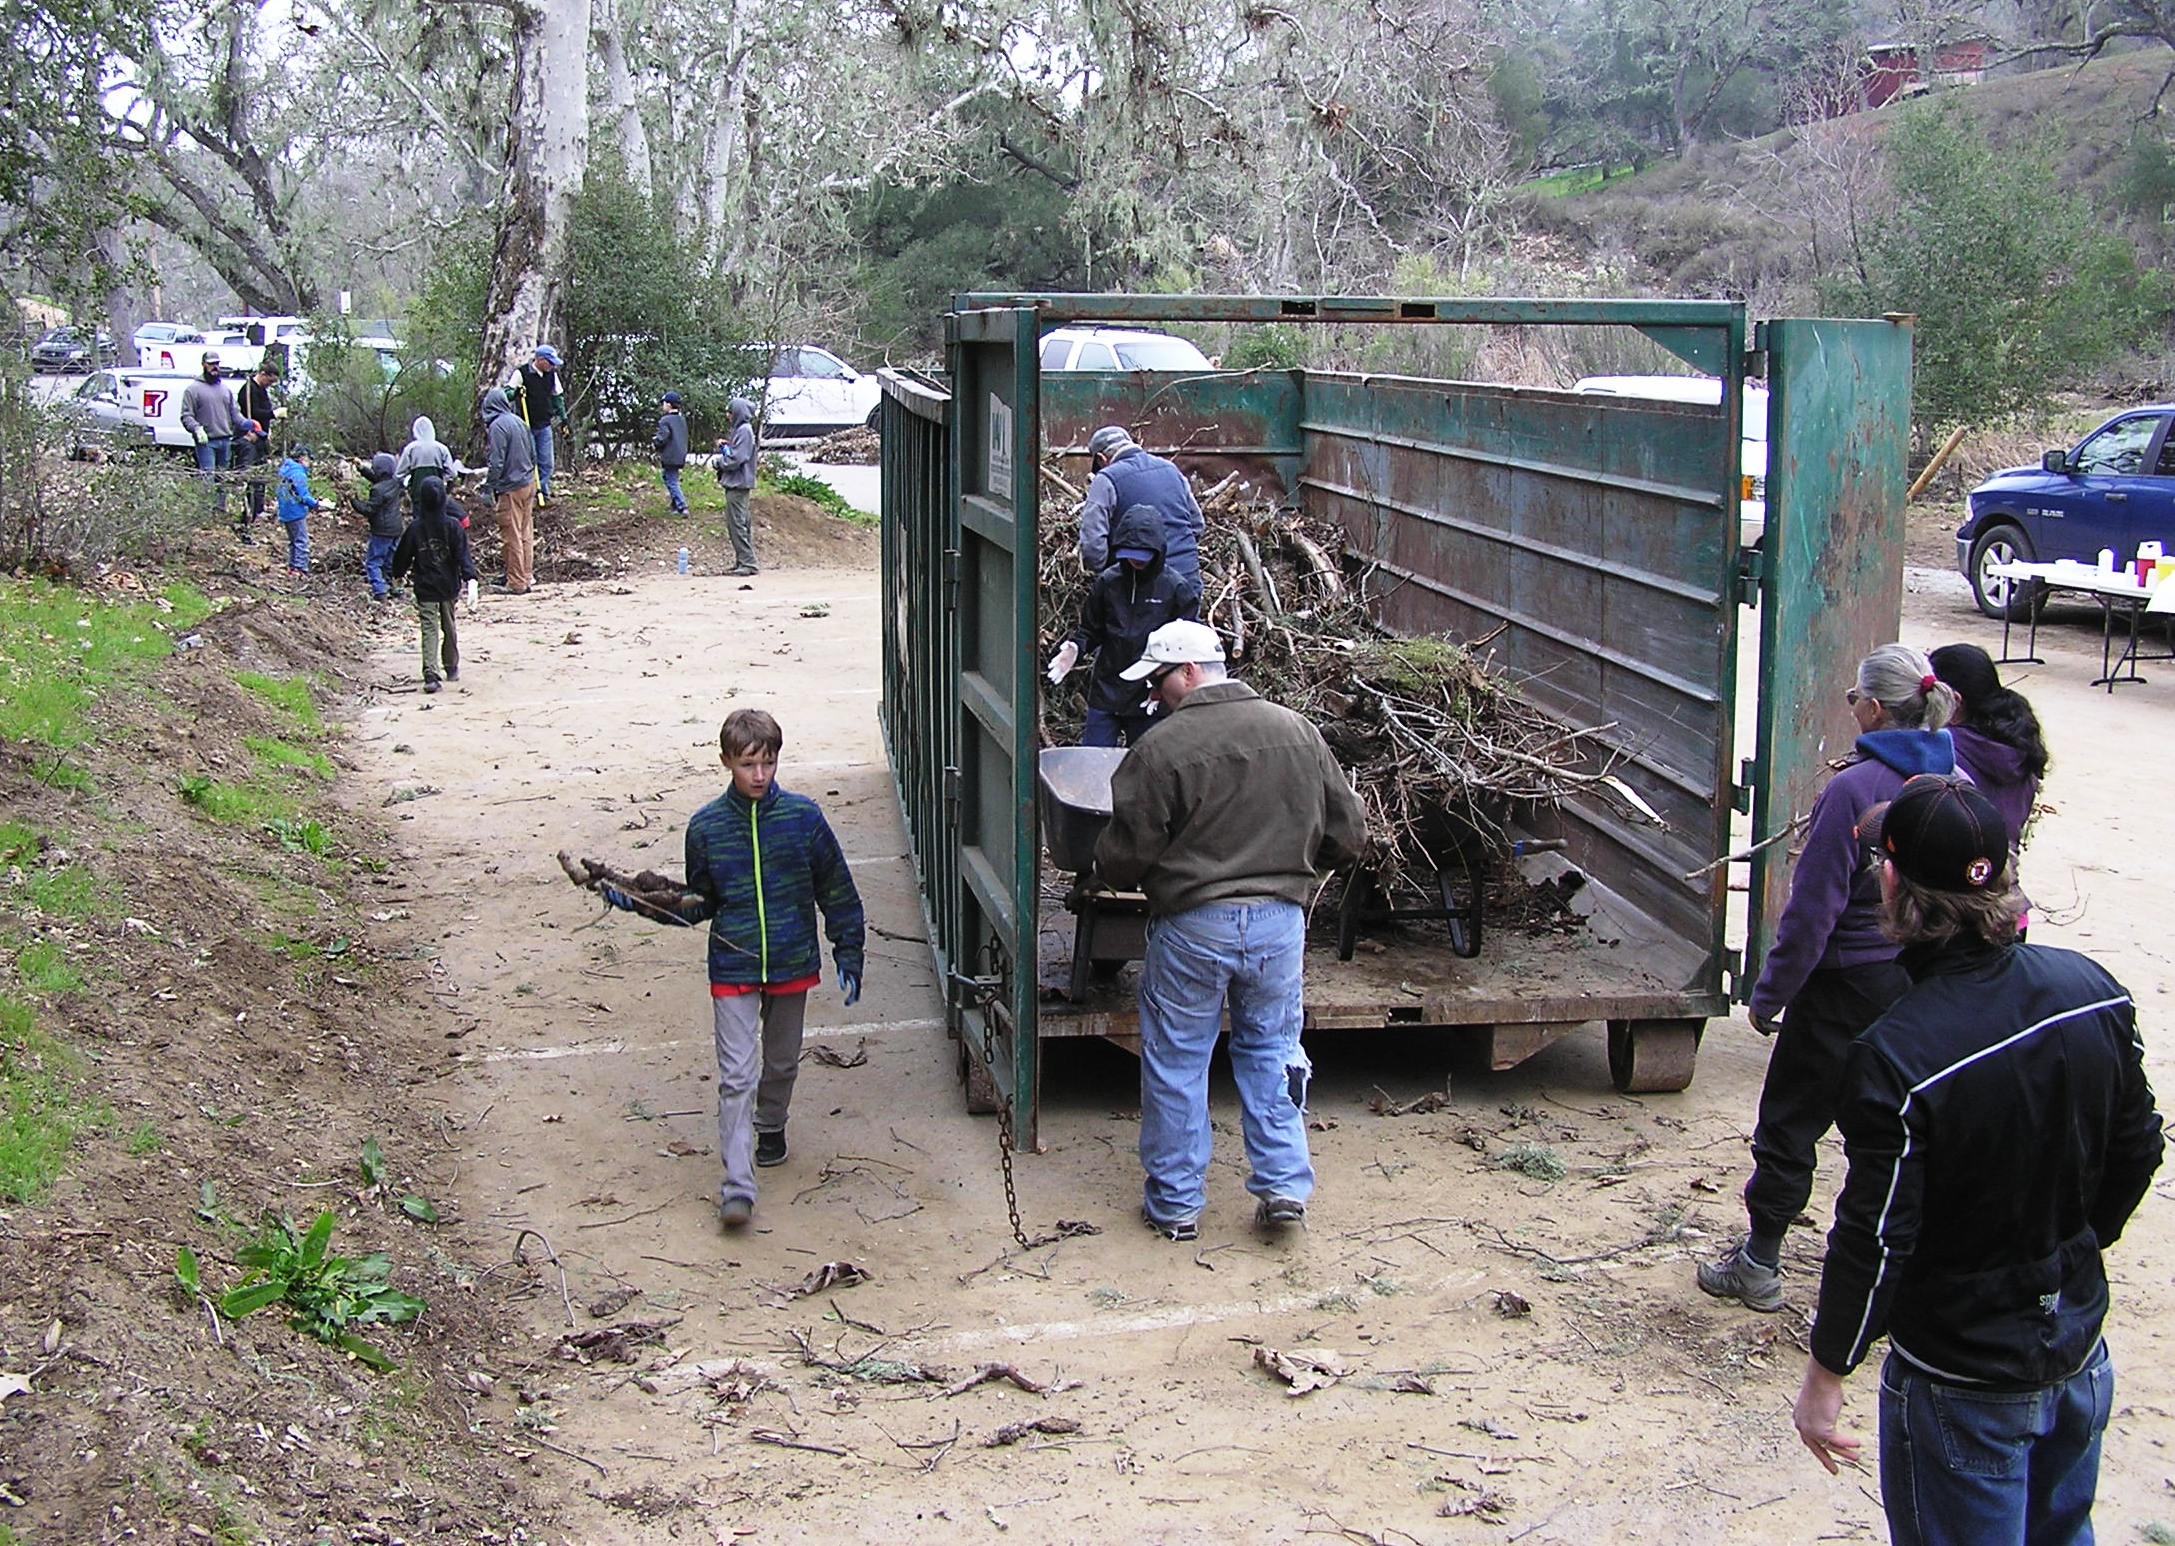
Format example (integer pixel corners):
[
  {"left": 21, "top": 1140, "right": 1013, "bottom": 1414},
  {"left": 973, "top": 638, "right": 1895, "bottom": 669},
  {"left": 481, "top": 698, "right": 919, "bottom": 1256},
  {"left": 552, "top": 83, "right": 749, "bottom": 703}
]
[
  {"left": 25, "top": 863, "right": 116, "bottom": 919},
  {"left": 760, "top": 467, "right": 874, "bottom": 527},
  {"left": 0, "top": 821, "right": 39, "bottom": 865},
  {"left": 127, "top": 1120, "right": 162, "bottom": 1156},
  {"left": 0, "top": 580, "right": 217, "bottom": 751},
  {"left": 180, "top": 775, "right": 297, "bottom": 828},
  {"left": 235, "top": 671, "right": 322, "bottom": 736},
  {"left": 0, "top": 995, "right": 100, "bottom": 1203},
  {"left": 15, "top": 940, "right": 82, "bottom": 996},
  {"left": 1522, "top": 162, "right": 1640, "bottom": 198},
  {"left": 246, "top": 736, "right": 335, "bottom": 782}
]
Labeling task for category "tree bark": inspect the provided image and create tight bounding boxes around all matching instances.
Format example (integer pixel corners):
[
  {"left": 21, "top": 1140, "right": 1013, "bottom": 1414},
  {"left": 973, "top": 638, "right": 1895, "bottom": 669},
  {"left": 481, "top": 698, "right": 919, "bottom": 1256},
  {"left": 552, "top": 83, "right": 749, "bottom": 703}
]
[
  {"left": 594, "top": 0, "right": 653, "bottom": 197},
  {"left": 481, "top": 0, "right": 592, "bottom": 388}
]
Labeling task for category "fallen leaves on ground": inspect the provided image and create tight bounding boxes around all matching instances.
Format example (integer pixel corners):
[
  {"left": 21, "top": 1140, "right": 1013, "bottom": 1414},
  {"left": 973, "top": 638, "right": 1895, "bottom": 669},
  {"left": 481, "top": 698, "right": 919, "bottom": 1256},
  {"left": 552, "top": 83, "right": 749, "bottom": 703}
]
[{"left": 1252, "top": 1346, "right": 1350, "bottom": 1397}]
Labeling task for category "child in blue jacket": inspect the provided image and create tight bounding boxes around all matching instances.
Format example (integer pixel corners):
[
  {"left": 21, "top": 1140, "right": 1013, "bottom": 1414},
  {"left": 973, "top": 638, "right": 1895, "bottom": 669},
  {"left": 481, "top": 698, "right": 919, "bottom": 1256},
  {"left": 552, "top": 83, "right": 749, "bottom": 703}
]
[
  {"left": 275, "top": 445, "right": 328, "bottom": 575},
  {"left": 601, "top": 708, "right": 864, "bottom": 1229}
]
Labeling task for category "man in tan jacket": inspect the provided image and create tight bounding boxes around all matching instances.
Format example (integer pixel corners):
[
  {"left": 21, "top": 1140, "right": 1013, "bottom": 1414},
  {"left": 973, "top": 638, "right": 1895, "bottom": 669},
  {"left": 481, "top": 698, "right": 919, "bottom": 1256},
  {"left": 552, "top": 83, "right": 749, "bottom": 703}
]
[{"left": 1094, "top": 620, "right": 1366, "bottom": 1241}]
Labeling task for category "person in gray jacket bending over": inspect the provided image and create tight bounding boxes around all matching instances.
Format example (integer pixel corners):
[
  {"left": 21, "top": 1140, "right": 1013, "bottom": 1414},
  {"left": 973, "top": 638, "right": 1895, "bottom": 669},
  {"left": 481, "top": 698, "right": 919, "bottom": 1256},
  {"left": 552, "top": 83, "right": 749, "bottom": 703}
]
[
  {"left": 1078, "top": 425, "right": 1203, "bottom": 589},
  {"left": 710, "top": 396, "right": 759, "bottom": 576}
]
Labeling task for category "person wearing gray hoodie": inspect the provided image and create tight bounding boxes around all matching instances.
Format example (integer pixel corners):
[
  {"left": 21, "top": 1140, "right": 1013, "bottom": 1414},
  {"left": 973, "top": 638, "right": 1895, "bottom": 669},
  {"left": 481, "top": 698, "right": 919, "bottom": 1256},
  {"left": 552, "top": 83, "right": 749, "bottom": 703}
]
[
  {"left": 395, "top": 415, "right": 457, "bottom": 503},
  {"left": 483, "top": 387, "right": 538, "bottom": 593},
  {"left": 710, "top": 396, "right": 759, "bottom": 574}
]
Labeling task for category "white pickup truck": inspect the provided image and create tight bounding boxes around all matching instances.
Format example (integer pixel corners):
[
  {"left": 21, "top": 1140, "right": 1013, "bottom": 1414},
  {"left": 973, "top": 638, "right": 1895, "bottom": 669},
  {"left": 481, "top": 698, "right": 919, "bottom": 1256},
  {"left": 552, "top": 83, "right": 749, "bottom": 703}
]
[{"left": 57, "top": 368, "right": 210, "bottom": 455}]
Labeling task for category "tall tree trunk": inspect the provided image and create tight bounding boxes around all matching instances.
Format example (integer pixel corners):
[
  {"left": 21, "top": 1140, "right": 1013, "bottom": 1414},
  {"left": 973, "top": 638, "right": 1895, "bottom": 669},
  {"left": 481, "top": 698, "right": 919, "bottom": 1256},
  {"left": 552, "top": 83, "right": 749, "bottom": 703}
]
[
  {"left": 481, "top": 0, "right": 592, "bottom": 389},
  {"left": 94, "top": 227, "right": 143, "bottom": 361},
  {"left": 594, "top": 0, "right": 653, "bottom": 197}
]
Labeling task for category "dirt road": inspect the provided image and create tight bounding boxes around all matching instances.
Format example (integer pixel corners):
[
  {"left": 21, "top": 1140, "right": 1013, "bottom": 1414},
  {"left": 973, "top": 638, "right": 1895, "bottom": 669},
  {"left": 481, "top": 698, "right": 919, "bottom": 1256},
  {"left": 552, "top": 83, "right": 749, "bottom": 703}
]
[{"left": 353, "top": 562, "right": 2173, "bottom": 1544}]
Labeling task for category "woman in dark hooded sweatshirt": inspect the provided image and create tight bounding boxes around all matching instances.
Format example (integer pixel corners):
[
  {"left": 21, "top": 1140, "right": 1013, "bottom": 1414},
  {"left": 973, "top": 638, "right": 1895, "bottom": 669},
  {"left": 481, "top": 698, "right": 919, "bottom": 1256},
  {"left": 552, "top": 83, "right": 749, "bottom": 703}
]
[
  {"left": 1698, "top": 643, "right": 1962, "bottom": 1313},
  {"left": 1928, "top": 641, "right": 2047, "bottom": 856}
]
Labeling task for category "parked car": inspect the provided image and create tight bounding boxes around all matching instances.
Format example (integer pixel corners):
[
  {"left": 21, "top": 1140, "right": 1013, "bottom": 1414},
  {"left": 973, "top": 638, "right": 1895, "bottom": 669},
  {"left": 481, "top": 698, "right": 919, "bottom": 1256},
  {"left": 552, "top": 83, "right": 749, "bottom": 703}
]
[
  {"left": 1038, "top": 326, "right": 1213, "bottom": 373},
  {"left": 30, "top": 326, "right": 116, "bottom": 373},
  {"left": 204, "top": 315, "right": 310, "bottom": 376},
  {"left": 1572, "top": 375, "right": 1768, "bottom": 549},
  {"left": 755, "top": 345, "right": 883, "bottom": 438},
  {"left": 132, "top": 322, "right": 207, "bottom": 368},
  {"left": 1956, "top": 404, "right": 2175, "bottom": 619},
  {"left": 54, "top": 368, "right": 199, "bottom": 456}
]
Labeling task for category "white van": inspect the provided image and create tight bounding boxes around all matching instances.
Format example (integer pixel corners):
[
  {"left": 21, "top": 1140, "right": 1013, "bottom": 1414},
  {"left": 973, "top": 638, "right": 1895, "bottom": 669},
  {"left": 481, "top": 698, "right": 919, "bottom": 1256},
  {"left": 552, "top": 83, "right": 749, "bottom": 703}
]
[{"left": 1573, "top": 374, "right": 1768, "bottom": 548}]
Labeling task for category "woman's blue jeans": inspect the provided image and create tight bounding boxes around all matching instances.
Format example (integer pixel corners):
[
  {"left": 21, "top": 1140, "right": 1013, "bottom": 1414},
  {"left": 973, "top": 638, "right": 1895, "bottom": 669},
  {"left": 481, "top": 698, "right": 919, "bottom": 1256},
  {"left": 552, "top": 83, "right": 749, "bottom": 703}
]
[
  {"left": 1878, "top": 1342, "right": 2113, "bottom": 1546},
  {"left": 1137, "top": 899, "right": 1313, "bottom": 1224}
]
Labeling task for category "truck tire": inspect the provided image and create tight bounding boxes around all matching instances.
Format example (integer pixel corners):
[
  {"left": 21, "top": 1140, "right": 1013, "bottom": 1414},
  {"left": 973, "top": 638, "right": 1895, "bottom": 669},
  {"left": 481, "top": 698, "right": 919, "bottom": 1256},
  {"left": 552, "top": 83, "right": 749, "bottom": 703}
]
[
  {"left": 1607, "top": 1018, "right": 1702, "bottom": 1093},
  {"left": 1969, "top": 524, "right": 2041, "bottom": 622}
]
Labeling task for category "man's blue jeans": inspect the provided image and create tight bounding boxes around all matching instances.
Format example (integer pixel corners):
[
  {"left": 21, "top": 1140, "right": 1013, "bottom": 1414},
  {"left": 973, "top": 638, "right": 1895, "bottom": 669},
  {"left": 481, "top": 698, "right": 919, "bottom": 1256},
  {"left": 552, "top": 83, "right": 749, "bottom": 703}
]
[
  {"left": 364, "top": 533, "right": 400, "bottom": 598},
  {"left": 1083, "top": 706, "right": 1151, "bottom": 747},
  {"left": 1878, "top": 1342, "right": 2113, "bottom": 1546},
  {"left": 194, "top": 435, "right": 232, "bottom": 516},
  {"left": 662, "top": 464, "right": 686, "bottom": 513},
  {"left": 1137, "top": 899, "right": 1313, "bottom": 1224},
  {"left": 533, "top": 423, "right": 554, "bottom": 497}
]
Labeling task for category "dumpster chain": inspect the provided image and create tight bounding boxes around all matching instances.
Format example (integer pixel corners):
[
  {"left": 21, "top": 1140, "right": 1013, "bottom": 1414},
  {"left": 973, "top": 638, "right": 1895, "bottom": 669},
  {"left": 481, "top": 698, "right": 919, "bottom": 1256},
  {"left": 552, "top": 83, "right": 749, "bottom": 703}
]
[{"left": 965, "top": 941, "right": 1032, "bottom": 1251}]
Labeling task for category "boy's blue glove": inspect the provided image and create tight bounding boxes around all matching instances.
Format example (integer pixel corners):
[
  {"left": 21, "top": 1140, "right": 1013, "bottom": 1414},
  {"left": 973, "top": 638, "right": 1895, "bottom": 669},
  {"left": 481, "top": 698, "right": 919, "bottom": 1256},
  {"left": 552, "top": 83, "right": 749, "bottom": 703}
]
[
  {"left": 839, "top": 971, "right": 861, "bottom": 1007},
  {"left": 598, "top": 884, "right": 636, "bottom": 912}
]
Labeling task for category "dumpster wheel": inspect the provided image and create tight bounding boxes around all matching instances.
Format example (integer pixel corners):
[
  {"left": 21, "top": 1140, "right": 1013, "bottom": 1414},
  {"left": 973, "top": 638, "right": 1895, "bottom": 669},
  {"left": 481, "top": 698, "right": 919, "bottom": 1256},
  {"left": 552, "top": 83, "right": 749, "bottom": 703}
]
[
  {"left": 956, "top": 1036, "right": 1000, "bottom": 1115},
  {"left": 1607, "top": 1018, "right": 1703, "bottom": 1093}
]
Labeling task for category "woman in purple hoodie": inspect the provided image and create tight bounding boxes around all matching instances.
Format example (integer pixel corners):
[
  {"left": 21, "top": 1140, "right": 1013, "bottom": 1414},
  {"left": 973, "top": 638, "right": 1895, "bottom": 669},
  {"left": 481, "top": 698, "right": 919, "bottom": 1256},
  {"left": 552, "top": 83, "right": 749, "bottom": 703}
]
[
  {"left": 1698, "top": 643, "right": 1961, "bottom": 1313},
  {"left": 1928, "top": 642, "right": 2047, "bottom": 852}
]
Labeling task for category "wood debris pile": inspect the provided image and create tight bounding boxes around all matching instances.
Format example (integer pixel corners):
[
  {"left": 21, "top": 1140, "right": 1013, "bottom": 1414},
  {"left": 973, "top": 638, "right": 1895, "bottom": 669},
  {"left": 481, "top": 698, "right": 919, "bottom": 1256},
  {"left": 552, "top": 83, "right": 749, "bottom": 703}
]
[{"left": 1036, "top": 462, "right": 1647, "bottom": 886}]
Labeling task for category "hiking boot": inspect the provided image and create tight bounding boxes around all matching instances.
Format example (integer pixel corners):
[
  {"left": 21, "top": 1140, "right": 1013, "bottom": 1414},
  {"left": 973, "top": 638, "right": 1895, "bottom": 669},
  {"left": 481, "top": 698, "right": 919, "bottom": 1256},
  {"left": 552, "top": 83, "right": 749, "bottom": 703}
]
[
  {"left": 718, "top": 1196, "right": 753, "bottom": 1230},
  {"left": 1255, "top": 1195, "right": 1307, "bottom": 1230},
  {"left": 1697, "top": 1241, "right": 1784, "bottom": 1312},
  {"left": 423, "top": 677, "right": 442, "bottom": 695},
  {"left": 1141, "top": 1204, "right": 1199, "bottom": 1243},
  {"left": 728, "top": 565, "right": 758, "bottom": 577},
  {"left": 755, "top": 1129, "right": 788, "bottom": 1168}
]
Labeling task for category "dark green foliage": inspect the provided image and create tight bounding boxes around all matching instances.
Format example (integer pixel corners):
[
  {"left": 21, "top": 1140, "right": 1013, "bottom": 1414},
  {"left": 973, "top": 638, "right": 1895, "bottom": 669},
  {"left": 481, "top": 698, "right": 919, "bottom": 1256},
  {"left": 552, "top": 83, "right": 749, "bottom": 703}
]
[
  {"left": 220, "top": 1209, "right": 424, "bottom": 1372},
  {"left": 1820, "top": 99, "right": 2174, "bottom": 432},
  {"left": 567, "top": 153, "right": 756, "bottom": 453}
]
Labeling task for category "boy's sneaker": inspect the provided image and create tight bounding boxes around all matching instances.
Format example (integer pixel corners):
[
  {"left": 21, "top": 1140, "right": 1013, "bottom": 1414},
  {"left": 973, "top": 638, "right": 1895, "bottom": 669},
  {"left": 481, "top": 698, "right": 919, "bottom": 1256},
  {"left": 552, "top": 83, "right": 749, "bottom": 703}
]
[
  {"left": 1141, "top": 1204, "right": 1199, "bottom": 1243},
  {"left": 755, "top": 1129, "right": 788, "bottom": 1168},
  {"left": 728, "top": 565, "right": 758, "bottom": 577},
  {"left": 1255, "top": 1195, "right": 1307, "bottom": 1230},
  {"left": 423, "top": 678, "right": 442, "bottom": 695},
  {"left": 1696, "top": 1241, "right": 1784, "bottom": 1312},
  {"left": 445, "top": 668, "right": 459, "bottom": 682},
  {"left": 718, "top": 1196, "right": 753, "bottom": 1230}
]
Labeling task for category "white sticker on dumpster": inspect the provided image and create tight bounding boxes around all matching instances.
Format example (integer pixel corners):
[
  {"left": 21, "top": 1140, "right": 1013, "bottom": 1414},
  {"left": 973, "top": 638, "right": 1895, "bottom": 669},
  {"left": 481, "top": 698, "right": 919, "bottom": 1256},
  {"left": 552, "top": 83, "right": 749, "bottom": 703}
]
[{"left": 988, "top": 393, "right": 1014, "bottom": 492}]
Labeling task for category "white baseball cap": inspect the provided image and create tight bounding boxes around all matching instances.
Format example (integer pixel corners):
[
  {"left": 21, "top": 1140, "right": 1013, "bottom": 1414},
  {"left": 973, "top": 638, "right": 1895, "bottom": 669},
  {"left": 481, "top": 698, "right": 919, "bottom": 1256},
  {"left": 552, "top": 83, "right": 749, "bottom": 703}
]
[{"left": 1120, "top": 619, "right": 1227, "bottom": 680}]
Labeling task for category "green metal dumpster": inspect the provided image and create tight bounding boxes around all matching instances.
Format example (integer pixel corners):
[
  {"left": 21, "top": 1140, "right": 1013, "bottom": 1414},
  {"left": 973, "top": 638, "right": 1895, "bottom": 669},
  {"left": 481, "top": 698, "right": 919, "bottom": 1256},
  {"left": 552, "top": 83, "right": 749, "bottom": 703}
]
[{"left": 878, "top": 294, "right": 1910, "bottom": 1148}]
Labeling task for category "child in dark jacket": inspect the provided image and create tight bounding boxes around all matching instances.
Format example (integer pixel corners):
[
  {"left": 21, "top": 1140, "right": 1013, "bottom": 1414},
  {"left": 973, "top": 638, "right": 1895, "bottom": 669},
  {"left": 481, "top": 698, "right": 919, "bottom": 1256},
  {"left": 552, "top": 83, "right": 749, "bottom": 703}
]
[
  {"left": 1044, "top": 502, "right": 1203, "bottom": 747},
  {"left": 600, "top": 708, "right": 865, "bottom": 1228},
  {"left": 362, "top": 452, "right": 404, "bottom": 601},
  {"left": 390, "top": 475, "right": 477, "bottom": 694}
]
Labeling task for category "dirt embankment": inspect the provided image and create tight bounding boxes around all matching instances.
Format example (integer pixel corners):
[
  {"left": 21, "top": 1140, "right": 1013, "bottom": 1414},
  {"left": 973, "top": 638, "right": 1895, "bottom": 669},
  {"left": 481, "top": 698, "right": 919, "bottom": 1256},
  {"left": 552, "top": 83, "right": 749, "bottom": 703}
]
[{"left": 0, "top": 540, "right": 553, "bottom": 1542}]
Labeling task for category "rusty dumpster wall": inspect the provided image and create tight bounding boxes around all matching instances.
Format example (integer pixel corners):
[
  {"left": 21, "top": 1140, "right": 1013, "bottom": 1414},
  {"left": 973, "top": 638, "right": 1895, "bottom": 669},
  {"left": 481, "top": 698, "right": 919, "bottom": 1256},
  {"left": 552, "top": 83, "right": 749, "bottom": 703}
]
[{"left": 1300, "top": 375, "right": 1739, "bottom": 989}]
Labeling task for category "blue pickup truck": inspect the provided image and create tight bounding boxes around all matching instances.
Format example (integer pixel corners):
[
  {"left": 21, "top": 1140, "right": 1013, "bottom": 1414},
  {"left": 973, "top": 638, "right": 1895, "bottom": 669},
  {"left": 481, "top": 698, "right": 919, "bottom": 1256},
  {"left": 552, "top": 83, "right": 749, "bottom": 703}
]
[{"left": 1959, "top": 405, "right": 2175, "bottom": 617}]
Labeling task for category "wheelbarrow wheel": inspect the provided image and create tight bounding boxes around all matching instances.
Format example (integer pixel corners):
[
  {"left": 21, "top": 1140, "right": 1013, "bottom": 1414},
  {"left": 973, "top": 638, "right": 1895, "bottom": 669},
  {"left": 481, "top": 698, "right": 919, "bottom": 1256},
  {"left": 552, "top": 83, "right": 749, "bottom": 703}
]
[
  {"left": 956, "top": 1037, "right": 1000, "bottom": 1115},
  {"left": 1607, "top": 1018, "right": 1703, "bottom": 1093}
]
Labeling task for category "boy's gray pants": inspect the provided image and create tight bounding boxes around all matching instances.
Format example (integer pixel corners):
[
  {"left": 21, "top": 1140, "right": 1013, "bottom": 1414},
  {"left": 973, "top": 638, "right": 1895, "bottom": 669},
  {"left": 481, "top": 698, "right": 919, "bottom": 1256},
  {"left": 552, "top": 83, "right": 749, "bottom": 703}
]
[
  {"left": 713, "top": 990, "right": 807, "bottom": 1205},
  {"left": 724, "top": 486, "right": 756, "bottom": 571}
]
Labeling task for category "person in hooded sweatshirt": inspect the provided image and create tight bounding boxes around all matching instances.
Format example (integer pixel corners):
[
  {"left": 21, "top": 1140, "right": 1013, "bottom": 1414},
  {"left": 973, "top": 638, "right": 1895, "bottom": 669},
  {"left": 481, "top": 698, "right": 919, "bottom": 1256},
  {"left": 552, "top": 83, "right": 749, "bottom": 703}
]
[
  {"left": 483, "top": 386, "right": 538, "bottom": 594},
  {"left": 711, "top": 396, "right": 759, "bottom": 575},
  {"left": 1698, "top": 643, "right": 1964, "bottom": 1314},
  {"left": 360, "top": 452, "right": 405, "bottom": 601},
  {"left": 653, "top": 391, "right": 690, "bottom": 516},
  {"left": 1044, "top": 503, "right": 1204, "bottom": 747},
  {"left": 395, "top": 415, "right": 458, "bottom": 507},
  {"left": 275, "top": 444, "right": 327, "bottom": 577},
  {"left": 1929, "top": 642, "right": 2047, "bottom": 893},
  {"left": 391, "top": 475, "right": 478, "bottom": 695}
]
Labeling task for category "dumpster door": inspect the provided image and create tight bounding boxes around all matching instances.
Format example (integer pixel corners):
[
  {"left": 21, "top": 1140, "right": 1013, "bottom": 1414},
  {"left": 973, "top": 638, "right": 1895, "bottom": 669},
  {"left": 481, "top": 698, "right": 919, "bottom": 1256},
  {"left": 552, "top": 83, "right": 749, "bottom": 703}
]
[
  {"left": 1746, "top": 318, "right": 1912, "bottom": 992},
  {"left": 948, "top": 306, "right": 1043, "bottom": 1146}
]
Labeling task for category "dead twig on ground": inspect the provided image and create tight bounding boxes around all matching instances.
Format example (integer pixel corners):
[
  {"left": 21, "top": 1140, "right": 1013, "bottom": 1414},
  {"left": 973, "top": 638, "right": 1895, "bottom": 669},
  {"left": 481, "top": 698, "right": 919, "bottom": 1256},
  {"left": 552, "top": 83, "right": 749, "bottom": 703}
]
[
  {"left": 942, "top": 1363, "right": 1059, "bottom": 1398},
  {"left": 748, "top": 1428, "right": 851, "bottom": 1457},
  {"left": 511, "top": 1226, "right": 577, "bottom": 1327}
]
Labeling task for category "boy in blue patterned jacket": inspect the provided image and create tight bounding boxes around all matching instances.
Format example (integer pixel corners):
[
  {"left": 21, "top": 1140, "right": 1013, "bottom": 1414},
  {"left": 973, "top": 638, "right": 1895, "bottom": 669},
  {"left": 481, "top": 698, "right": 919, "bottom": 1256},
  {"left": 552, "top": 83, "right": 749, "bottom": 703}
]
[{"left": 606, "top": 708, "right": 864, "bottom": 1228}]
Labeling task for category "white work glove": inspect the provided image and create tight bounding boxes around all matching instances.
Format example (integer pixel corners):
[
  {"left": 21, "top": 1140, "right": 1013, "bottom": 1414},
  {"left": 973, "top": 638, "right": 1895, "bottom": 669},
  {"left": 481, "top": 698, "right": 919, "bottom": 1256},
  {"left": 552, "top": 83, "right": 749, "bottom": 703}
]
[
  {"left": 464, "top": 578, "right": 479, "bottom": 611},
  {"left": 192, "top": 426, "right": 208, "bottom": 446},
  {"left": 1045, "top": 641, "right": 1079, "bottom": 684},
  {"left": 272, "top": 406, "right": 288, "bottom": 421}
]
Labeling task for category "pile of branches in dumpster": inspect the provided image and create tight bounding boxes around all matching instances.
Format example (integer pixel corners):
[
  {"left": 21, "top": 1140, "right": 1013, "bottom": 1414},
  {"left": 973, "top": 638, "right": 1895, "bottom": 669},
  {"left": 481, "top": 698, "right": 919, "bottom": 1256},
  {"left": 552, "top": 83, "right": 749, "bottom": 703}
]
[{"left": 1035, "top": 461, "right": 1658, "bottom": 886}]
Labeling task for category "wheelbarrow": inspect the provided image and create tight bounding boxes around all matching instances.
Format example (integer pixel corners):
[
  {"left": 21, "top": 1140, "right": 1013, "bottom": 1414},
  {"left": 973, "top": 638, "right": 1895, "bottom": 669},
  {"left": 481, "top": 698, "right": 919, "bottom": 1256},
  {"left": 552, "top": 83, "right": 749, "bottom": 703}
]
[
  {"left": 1335, "top": 793, "right": 1566, "bottom": 961},
  {"left": 1036, "top": 746, "right": 1150, "bottom": 1001}
]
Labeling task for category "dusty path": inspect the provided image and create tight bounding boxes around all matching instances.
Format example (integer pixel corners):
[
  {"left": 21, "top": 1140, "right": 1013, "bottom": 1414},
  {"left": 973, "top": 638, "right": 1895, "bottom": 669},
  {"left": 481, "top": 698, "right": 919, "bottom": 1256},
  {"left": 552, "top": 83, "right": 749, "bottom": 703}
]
[{"left": 352, "top": 564, "right": 2174, "bottom": 1545}]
